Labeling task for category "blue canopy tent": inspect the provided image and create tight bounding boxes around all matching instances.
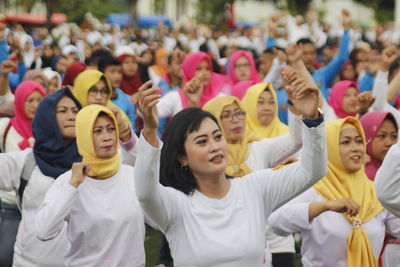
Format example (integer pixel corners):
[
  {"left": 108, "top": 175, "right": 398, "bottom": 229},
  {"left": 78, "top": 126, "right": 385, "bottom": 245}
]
[{"left": 107, "top": 14, "right": 172, "bottom": 28}]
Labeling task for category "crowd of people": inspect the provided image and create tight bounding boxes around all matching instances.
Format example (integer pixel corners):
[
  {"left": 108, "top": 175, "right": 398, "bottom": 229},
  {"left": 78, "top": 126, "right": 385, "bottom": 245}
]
[{"left": 1, "top": 6, "right": 400, "bottom": 267}]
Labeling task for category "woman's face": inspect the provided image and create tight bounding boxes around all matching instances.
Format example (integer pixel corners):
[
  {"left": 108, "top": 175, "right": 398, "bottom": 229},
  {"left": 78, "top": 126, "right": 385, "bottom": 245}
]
[
  {"left": 257, "top": 90, "right": 275, "bottom": 126},
  {"left": 122, "top": 56, "right": 139, "bottom": 77},
  {"left": 87, "top": 79, "right": 110, "bottom": 106},
  {"left": 339, "top": 126, "right": 365, "bottom": 173},
  {"left": 181, "top": 117, "right": 227, "bottom": 179},
  {"left": 93, "top": 115, "right": 117, "bottom": 158},
  {"left": 24, "top": 90, "right": 43, "bottom": 120},
  {"left": 195, "top": 59, "right": 212, "bottom": 87},
  {"left": 342, "top": 87, "right": 358, "bottom": 114},
  {"left": 234, "top": 56, "right": 251, "bottom": 82},
  {"left": 48, "top": 77, "right": 59, "bottom": 94},
  {"left": 371, "top": 119, "right": 398, "bottom": 161},
  {"left": 220, "top": 102, "right": 246, "bottom": 144},
  {"left": 342, "top": 64, "right": 356, "bottom": 81},
  {"left": 56, "top": 96, "right": 79, "bottom": 139}
]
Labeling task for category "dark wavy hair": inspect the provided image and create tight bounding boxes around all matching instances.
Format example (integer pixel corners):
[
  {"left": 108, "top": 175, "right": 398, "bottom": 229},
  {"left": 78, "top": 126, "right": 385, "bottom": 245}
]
[{"left": 160, "top": 108, "right": 220, "bottom": 195}]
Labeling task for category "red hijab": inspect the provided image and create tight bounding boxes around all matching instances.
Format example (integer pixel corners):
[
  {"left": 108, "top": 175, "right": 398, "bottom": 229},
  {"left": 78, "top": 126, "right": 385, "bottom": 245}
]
[
  {"left": 62, "top": 62, "right": 87, "bottom": 87},
  {"left": 118, "top": 54, "right": 143, "bottom": 95},
  {"left": 11, "top": 81, "right": 46, "bottom": 150},
  {"left": 228, "top": 50, "right": 260, "bottom": 85},
  {"left": 360, "top": 111, "right": 398, "bottom": 181},
  {"left": 328, "top": 80, "right": 359, "bottom": 118},
  {"left": 178, "top": 52, "right": 231, "bottom": 108}
]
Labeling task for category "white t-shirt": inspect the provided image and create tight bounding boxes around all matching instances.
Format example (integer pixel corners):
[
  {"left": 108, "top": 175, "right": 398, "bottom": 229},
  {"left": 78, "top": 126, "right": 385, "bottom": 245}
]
[
  {"left": 134, "top": 121, "right": 327, "bottom": 267},
  {"left": 36, "top": 165, "right": 145, "bottom": 267},
  {"left": 0, "top": 90, "right": 14, "bottom": 105}
]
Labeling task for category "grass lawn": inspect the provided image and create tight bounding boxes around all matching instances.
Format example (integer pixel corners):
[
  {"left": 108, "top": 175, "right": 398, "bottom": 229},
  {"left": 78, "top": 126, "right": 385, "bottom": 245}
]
[{"left": 144, "top": 227, "right": 303, "bottom": 267}]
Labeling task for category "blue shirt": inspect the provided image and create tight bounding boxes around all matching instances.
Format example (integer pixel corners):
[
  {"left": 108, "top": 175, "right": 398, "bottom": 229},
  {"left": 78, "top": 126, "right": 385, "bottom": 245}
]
[
  {"left": 0, "top": 40, "right": 27, "bottom": 91},
  {"left": 276, "top": 88, "right": 289, "bottom": 125},
  {"left": 312, "top": 30, "right": 350, "bottom": 101},
  {"left": 111, "top": 89, "right": 138, "bottom": 133}
]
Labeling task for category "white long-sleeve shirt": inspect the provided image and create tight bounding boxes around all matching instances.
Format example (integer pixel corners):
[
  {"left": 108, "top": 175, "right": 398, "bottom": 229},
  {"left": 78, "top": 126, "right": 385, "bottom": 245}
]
[
  {"left": 134, "top": 121, "right": 327, "bottom": 267},
  {"left": 35, "top": 165, "right": 145, "bottom": 267},
  {"left": 375, "top": 142, "right": 400, "bottom": 218},
  {"left": 370, "top": 70, "right": 400, "bottom": 126},
  {"left": 268, "top": 187, "right": 400, "bottom": 267},
  {"left": 246, "top": 112, "right": 302, "bottom": 170},
  {"left": 0, "top": 138, "right": 139, "bottom": 267},
  {"left": 246, "top": 112, "right": 303, "bottom": 256}
]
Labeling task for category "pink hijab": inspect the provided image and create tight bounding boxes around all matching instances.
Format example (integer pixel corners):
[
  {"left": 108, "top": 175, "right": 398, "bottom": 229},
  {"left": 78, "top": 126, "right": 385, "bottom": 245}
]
[
  {"left": 328, "top": 80, "right": 359, "bottom": 118},
  {"left": 360, "top": 111, "right": 398, "bottom": 181},
  {"left": 231, "top": 80, "right": 256, "bottom": 100},
  {"left": 178, "top": 52, "right": 231, "bottom": 108},
  {"left": 228, "top": 50, "right": 260, "bottom": 85},
  {"left": 11, "top": 81, "right": 46, "bottom": 150}
]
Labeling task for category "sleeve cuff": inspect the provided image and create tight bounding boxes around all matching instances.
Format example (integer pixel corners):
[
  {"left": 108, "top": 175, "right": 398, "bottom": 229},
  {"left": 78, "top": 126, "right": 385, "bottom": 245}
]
[
  {"left": 302, "top": 113, "right": 324, "bottom": 128},
  {"left": 120, "top": 127, "right": 137, "bottom": 151}
]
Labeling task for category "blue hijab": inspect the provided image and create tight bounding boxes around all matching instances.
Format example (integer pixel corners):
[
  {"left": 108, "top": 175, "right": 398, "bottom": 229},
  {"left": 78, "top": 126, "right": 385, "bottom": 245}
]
[{"left": 32, "top": 87, "right": 82, "bottom": 178}]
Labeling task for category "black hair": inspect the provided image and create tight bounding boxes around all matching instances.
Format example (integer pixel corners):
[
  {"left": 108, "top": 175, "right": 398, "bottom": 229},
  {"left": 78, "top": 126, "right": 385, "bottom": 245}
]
[
  {"left": 263, "top": 48, "right": 274, "bottom": 54},
  {"left": 87, "top": 49, "right": 112, "bottom": 67},
  {"left": 384, "top": 113, "right": 398, "bottom": 132},
  {"left": 97, "top": 111, "right": 113, "bottom": 120},
  {"left": 160, "top": 108, "right": 220, "bottom": 195},
  {"left": 98, "top": 56, "right": 122, "bottom": 73},
  {"left": 296, "top": 38, "right": 314, "bottom": 45}
]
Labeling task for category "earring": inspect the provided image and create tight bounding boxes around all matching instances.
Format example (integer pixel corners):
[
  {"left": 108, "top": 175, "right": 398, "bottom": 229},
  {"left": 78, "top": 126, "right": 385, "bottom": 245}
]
[{"left": 180, "top": 164, "right": 188, "bottom": 171}]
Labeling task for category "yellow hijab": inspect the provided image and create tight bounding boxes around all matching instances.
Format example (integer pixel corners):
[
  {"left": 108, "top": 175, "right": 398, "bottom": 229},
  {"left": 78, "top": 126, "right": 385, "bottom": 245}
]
[
  {"left": 75, "top": 105, "right": 120, "bottom": 179},
  {"left": 73, "top": 69, "right": 131, "bottom": 125},
  {"left": 203, "top": 96, "right": 258, "bottom": 177},
  {"left": 241, "top": 82, "right": 288, "bottom": 139},
  {"left": 313, "top": 117, "right": 383, "bottom": 267}
]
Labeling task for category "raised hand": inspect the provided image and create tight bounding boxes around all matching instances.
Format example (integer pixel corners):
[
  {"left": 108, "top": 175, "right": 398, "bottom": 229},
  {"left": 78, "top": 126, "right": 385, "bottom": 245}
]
[
  {"left": 326, "top": 198, "right": 360, "bottom": 217},
  {"left": 342, "top": 9, "right": 352, "bottom": 30},
  {"left": 0, "top": 23, "right": 5, "bottom": 41},
  {"left": 137, "top": 80, "right": 160, "bottom": 131},
  {"left": 285, "top": 44, "right": 303, "bottom": 64},
  {"left": 268, "top": 14, "right": 280, "bottom": 37},
  {"left": 1, "top": 60, "right": 16, "bottom": 76},
  {"left": 381, "top": 45, "right": 398, "bottom": 72},
  {"left": 357, "top": 91, "right": 375, "bottom": 115},
  {"left": 285, "top": 77, "right": 319, "bottom": 120},
  {"left": 183, "top": 76, "right": 203, "bottom": 107},
  {"left": 108, "top": 105, "right": 131, "bottom": 142},
  {"left": 70, "top": 162, "right": 90, "bottom": 188},
  {"left": 281, "top": 65, "right": 299, "bottom": 86}
]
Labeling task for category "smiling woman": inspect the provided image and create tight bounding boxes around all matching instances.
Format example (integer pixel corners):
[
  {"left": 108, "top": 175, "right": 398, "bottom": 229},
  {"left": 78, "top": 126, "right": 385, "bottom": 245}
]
[
  {"left": 134, "top": 79, "right": 326, "bottom": 267},
  {"left": 268, "top": 117, "right": 400, "bottom": 267}
]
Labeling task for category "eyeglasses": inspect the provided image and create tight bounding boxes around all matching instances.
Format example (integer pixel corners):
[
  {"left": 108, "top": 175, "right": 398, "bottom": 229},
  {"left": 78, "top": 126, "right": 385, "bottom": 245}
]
[
  {"left": 220, "top": 111, "right": 246, "bottom": 121},
  {"left": 88, "top": 87, "right": 110, "bottom": 97}
]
